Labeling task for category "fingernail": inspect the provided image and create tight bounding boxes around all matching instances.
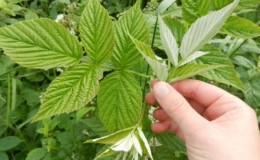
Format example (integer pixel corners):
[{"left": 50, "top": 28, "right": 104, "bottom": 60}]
[{"left": 153, "top": 82, "right": 170, "bottom": 99}]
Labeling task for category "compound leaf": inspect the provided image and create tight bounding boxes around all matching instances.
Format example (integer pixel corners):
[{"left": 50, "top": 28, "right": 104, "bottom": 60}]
[
  {"left": 111, "top": 1, "right": 150, "bottom": 69},
  {"left": 180, "top": 0, "right": 239, "bottom": 58},
  {"left": 221, "top": 16, "right": 260, "bottom": 39},
  {"left": 33, "top": 63, "right": 101, "bottom": 121},
  {"left": 79, "top": 0, "right": 114, "bottom": 64},
  {"left": 98, "top": 71, "right": 142, "bottom": 132},
  {"left": 0, "top": 18, "right": 82, "bottom": 69},
  {"left": 130, "top": 35, "right": 168, "bottom": 81}
]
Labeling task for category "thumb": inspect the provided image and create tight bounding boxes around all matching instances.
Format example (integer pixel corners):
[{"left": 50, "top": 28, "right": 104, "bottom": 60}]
[{"left": 152, "top": 81, "right": 207, "bottom": 134}]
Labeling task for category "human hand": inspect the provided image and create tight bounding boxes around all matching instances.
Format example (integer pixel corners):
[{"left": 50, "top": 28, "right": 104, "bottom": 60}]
[{"left": 146, "top": 80, "right": 260, "bottom": 160}]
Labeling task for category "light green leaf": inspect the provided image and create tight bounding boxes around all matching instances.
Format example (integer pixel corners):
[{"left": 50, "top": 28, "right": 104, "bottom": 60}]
[
  {"left": 86, "top": 127, "right": 133, "bottom": 144},
  {"left": 159, "top": 17, "right": 179, "bottom": 66},
  {"left": 98, "top": 71, "right": 142, "bottom": 132},
  {"left": 0, "top": 0, "right": 7, "bottom": 8},
  {"left": 0, "top": 136, "right": 23, "bottom": 151},
  {"left": 212, "top": 0, "right": 233, "bottom": 9},
  {"left": 156, "top": 0, "right": 176, "bottom": 14},
  {"left": 111, "top": 1, "right": 150, "bottom": 69},
  {"left": 168, "top": 63, "right": 224, "bottom": 83},
  {"left": 195, "top": 46, "right": 245, "bottom": 90},
  {"left": 130, "top": 35, "right": 168, "bottom": 81},
  {"left": 79, "top": 0, "right": 114, "bottom": 64},
  {"left": 221, "top": 16, "right": 260, "bottom": 39},
  {"left": 182, "top": 0, "right": 211, "bottom": 23},
  {"left": 0, "top": 18, "right": 82, "bottom": 69},
  {"left": 33, "top": 63, "right": 101, "bottom": 121},
  {"left": 180, "top": 0, "right": 239, "bottom": 58},
  {"left": 25, "top": 148, "right": 48, "bottom": 160}
]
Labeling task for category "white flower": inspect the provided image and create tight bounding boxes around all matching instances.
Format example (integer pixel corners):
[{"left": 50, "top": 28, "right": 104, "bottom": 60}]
[{"left": 55, "top": 14, "right": 64, "bottom": 22}]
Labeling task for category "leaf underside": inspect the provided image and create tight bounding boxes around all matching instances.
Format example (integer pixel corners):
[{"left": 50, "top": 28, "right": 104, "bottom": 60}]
[
  {"left": 130, "top": 35, "right": 168, "bottom": 81},
  {"left": 0, "top": 18, "right": 82, "bottom": 69},
  {"left": 180, "top": 0, "right": 239, "bottom": 58},
  {"left": 33, "top": 63, "right": 101, "bottom": 121}
]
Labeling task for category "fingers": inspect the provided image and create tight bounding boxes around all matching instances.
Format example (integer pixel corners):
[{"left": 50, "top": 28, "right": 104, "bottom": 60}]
[
  {"left": 172, "top": 79, "right": 230, "bottom": 107},
  {"left": 152, "top": 82, "right": 208, "bottom": 135}
]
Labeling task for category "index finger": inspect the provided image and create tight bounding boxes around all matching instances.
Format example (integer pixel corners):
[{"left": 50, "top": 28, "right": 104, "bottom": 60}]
[{"left": 172, "top": 79, "right": 232, "bottom": 107}]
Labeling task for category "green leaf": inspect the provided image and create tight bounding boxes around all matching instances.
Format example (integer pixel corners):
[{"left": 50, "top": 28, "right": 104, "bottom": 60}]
[
  {"left": 168, "top": 63, "right": 224, "bottom": 83},
  {"left": 159, "top": 17, "right": 179, "bottom": 66},
  {"left": 156, "top": 133, "right": 186, "bottom": 152},
  {"left": 179, "top": 51, "right": 209, "bottom": 66},
  {"left": 0, "top": 136, "right": 23, "bottom": 151},
  {"left": 111, "top": 1, "right": 150, "bottom": 69},
  {"left": 130, "top": 35, "right": 168, "bottom": 81},
  {"left": 221, "top": 16, "right": 260, "bottom": 39},
  {"left": 163, "top": 16, "right": 186, "bottom": 46},
  {"left": 0, "top": 18, "right": 82, "bottom": 69},
  {"left": 0, "top": 152, "right": 8, "bottom": 160},
  {"left": 182, "top": 0, "right": 211, "bottom": 23},
  {"left": 25, "top": 148, "right": 48, "bottom": 160},
  {"left": 79, "top": 0, "right": 114, "bottom": 64},
  {"left": 98, "top": 71, "right": 142, "bottom": 132},
  {"left": 195, "top": 46, "right": 245, "bottom": 91},
  {"left": 33, "top": 63, "right": 101, "bottom": 121},
  {"left": 241, "top": 72, "right": 260, "bottom": 109},
  {"left": 180, "top": 0, "right": 239, "bottom": 58},
  {"left": 153, "top": 146, "right": 177, "bottom": 160},
  {"left": 212, "top": 0, "right": 233, "bottom": 10},
  {"left": 86, "top": 127, "right": 133, "bottom": 144}
]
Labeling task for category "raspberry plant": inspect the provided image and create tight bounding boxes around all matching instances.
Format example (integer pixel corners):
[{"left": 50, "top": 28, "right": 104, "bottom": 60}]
[{"left": 1, "top": 0, "right": 259, "bottom": 159}]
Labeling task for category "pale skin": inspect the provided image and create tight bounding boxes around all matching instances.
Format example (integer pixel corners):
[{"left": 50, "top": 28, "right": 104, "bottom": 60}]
[{"left": 146, "top": 80, "right": 260, "bottom": 160}]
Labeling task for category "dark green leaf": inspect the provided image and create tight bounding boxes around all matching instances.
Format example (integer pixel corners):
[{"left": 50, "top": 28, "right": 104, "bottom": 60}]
[
  {"left": 25, "top": 148, "right": 48, "bottom": 160},
  {"left": 0, "top": 136, "right": 23, "bottom": 151}
]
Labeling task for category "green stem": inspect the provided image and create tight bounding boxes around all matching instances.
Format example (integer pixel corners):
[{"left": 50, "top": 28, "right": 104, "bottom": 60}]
[
  {"left": 6, "top": 74, "right": 11, "bottom": 126},
  {"left": 139, "top": 15, "right": 159, "bottom": 126}
]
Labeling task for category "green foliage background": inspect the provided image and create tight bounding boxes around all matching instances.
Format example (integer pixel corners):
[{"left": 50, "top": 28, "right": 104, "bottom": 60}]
[{"left": 0, "top": 0, "right": 259, "bottom": 159}]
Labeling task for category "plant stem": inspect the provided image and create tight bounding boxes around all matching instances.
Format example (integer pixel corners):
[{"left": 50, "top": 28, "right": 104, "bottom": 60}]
[{"left": 139, "top": 15, "right": 159, "bottom": 125}]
